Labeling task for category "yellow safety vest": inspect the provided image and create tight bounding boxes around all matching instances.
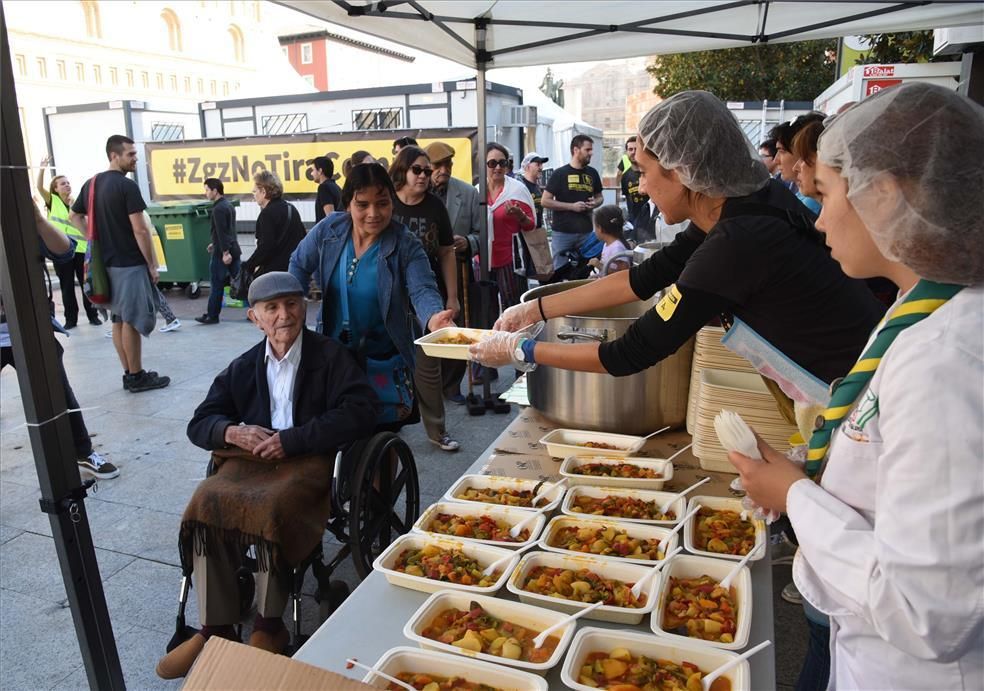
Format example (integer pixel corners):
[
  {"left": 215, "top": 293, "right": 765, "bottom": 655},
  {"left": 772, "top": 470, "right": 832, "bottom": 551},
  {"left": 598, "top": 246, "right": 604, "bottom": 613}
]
[
  {"left": 620, "top": 154, "right": 632, "bottom": 174},
  {"left": 48, "top": 194, "right": 86, "bottom": 254}
]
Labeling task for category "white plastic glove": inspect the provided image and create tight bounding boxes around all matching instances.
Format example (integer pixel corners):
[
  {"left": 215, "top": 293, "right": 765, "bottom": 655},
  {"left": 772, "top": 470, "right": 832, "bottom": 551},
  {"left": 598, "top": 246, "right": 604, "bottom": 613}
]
[
  {"left": 469, "top": 323, "right": 543, "bottom": 372},
  {"left": 493, "top": 301, "right": 540, "bottom": 332}
]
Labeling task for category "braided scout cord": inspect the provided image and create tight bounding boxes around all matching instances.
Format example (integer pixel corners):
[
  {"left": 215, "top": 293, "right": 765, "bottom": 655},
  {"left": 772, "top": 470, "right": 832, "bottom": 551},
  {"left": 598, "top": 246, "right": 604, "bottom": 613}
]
[{"left": 805, "top": 279, "right": 964, "bottom": 478}]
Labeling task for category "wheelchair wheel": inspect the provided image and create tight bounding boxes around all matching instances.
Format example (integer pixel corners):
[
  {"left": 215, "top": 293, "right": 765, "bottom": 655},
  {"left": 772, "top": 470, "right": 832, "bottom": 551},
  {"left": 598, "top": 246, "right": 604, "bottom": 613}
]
[{"left": 349, "top": 432, "right": 419, "bottom": 579}]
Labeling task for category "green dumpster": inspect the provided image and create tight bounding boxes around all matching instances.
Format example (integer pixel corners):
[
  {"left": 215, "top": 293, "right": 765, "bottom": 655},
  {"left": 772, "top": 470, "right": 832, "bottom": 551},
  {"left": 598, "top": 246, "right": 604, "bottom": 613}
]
[{"left": 146, "top": 199, "right": 239, "bottom": 299}]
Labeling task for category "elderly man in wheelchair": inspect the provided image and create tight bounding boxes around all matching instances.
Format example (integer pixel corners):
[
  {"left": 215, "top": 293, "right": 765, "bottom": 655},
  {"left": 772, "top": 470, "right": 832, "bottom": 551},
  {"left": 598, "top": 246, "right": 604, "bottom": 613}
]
[{"left": 156, "top": 272, "right": 379, "bottom": 679}]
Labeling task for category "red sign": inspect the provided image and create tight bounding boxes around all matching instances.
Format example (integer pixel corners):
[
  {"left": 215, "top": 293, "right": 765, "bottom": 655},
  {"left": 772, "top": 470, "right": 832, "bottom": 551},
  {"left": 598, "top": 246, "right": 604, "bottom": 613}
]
[
  {"left": 863, "top": 65, "right": 895, "bottom": 78},
  {"left": 865, "top": 79, "right": 902, "bottom": 96}
]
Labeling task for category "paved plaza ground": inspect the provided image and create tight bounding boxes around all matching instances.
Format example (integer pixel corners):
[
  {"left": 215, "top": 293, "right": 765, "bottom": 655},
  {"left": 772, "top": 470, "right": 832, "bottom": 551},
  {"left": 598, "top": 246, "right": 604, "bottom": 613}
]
[{"left": 1, "top": 283, "right": 808, "bottom": 690}]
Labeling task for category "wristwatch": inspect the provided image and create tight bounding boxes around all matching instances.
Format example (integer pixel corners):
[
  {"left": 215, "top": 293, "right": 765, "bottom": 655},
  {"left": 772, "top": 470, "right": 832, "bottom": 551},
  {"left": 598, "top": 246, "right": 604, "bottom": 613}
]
[
  {"left": 515, "top": 337, "right": 537, "bottom": 365},
  {"left": 514, "top": 337, "right": 528, "bottom": 364}
]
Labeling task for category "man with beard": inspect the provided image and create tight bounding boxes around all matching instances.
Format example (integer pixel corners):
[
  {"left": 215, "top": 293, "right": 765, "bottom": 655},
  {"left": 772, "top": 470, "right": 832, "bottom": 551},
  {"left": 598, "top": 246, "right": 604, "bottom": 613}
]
[{"left": 542, "top": 134, "right": 603, "bottom": 269}]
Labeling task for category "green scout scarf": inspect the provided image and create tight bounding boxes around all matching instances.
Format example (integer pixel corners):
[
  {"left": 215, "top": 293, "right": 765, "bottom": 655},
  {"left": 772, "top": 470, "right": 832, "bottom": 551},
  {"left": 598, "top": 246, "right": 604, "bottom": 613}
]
[{"left": 805, "top": 279, "right": 964, "bottom": 478}]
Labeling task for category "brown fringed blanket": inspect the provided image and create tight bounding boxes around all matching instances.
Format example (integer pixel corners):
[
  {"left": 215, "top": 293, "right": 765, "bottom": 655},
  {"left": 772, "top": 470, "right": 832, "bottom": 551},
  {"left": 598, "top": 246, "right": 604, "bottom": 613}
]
[{"left": 179, "top": 449, "right": 335, "bottom": 573}]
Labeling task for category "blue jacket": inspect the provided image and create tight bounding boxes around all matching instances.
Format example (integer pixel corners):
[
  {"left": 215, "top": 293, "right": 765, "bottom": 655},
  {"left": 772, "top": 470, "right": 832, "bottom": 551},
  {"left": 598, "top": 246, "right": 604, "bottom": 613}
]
[{"left": 289, "top": 212, "right": 444, "bottom": 369}]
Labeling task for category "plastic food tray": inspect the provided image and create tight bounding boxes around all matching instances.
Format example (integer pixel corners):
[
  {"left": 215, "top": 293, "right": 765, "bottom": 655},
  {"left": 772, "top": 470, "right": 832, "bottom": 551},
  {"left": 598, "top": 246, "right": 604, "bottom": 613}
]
[
  {"left": 559, "top": 455, "right": 674, "bottom": 490},
  {"left": 538, "top": 515, "right": 679, "bottom": 566},
  {"left": 412, "top": 501, "right": 547, "bottom": 549},
  {"left": 561, "top": 485, "right": 687, "bottom": 526},
  {"left": 443, "top": 474, "right": 566, "bottom": 513},
  {"left": 651, "top": 554, "right": 753, "bottom": 651},
  {"left": 403, "top": 590, "right": 577, "bottom": 674},
  {"left": 560, "top": 627, "right": 750, "bottom": 691},
  {"left": 683, "top": 495, "right": 768, "bottom": 562},
  {"left": 539, "top": 429, "right": 646, "bottom": 459},
  {"left": 414, "top": 327, "right": 495, "bottom": 361},
  {"left": 371, "top": 533, "right": 519, "bottom": 596},
  {"left": 363, "top": 646, "right": 549, "bottom": 690},
  {"left": 506, "top": 550, "right": 660, "bottom": 626}
]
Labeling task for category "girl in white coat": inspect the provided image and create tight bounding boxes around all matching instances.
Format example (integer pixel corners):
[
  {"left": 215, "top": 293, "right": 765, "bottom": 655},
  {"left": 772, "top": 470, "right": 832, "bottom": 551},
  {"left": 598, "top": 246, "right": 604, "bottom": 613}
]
[{"left": 730, "top": 83, "right": 983, "bottom": 689}]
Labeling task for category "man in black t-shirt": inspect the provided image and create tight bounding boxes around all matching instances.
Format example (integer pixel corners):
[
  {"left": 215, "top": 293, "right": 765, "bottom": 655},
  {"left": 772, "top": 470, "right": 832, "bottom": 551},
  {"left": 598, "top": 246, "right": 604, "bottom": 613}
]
[
  {"left": 543, "top": 134, "right": 603, "bottom": 269},
  {"left": 309, "top": 156, "right": 341, "bottom": 222},
  {"left": 70, "top": 135, "right": 169, "bottom": 393},
  {"left": 518, "top": 152, "right": 548, "bottom": 227},
  {"left": 619, "top": 137, "right": 646, "bottom": 222}
]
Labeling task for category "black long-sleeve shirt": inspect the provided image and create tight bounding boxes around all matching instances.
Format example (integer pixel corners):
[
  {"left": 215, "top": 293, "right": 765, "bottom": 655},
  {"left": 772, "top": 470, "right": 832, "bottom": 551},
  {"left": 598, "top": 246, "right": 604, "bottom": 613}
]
[
  {"left": 598, "top": 180, "right": 886, "bottom": 383},
  {"left": 209, "top": 197, "right": 240, "bottom": 258},
  {"left": 243, "top": 198, "right": 306, "bottom": 276}
]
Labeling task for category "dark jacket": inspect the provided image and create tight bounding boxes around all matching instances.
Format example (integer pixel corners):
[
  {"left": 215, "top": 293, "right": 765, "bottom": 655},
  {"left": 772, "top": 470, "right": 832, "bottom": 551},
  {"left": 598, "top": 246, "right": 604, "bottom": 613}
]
[
  {"left": 187, "top": 328, "right": 379, "bottom": 457},
  {"left": 244, "top": 197, "right": 306, "bottom": 276},
  {"left": 210, "top": 196, "right": 241, "bottom": 259}
]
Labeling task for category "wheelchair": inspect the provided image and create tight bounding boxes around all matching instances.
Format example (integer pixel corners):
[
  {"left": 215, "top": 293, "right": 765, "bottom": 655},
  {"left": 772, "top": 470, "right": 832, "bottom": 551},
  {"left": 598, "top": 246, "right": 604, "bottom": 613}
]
[{"left": 166, "top": 430, "right": 420, "bottom": 654}]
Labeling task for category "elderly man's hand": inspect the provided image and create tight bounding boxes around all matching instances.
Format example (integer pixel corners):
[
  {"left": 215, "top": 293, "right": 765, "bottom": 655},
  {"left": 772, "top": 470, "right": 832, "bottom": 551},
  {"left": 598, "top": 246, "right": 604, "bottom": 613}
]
[
  {"left": 427, "top": 309, "right": 456, "bottom": 333},
  {"left": 225, "top": 424, "right": 274, "bottom": 453},
  {"left": 453, "top": 235, "right": 469, "bottom": 252},
  {"left": 254, "top": 432, "right": 286, "bottom": 460}
]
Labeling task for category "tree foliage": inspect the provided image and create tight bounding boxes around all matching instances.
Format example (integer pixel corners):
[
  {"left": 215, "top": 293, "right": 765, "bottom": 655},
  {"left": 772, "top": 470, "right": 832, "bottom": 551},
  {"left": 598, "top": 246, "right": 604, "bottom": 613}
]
[
  {"left": 649, "top": 39, "right": 838, "bottom": 101},
  {"left": 855, "top": 31, "right": 958, "bottom": 64}
]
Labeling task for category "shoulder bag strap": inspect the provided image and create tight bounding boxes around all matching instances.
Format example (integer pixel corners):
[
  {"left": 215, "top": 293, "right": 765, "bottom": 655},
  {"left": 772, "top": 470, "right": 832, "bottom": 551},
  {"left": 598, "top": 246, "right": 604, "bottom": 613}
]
[{"left": 86, "top": 175, "right": 97, "bottom": 242}]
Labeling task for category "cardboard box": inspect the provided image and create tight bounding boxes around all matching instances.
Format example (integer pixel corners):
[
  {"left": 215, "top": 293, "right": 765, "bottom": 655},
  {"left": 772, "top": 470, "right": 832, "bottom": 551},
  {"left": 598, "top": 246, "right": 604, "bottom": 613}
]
[{"left": 183, "top": 637, "right": 371, "bottom": 690}]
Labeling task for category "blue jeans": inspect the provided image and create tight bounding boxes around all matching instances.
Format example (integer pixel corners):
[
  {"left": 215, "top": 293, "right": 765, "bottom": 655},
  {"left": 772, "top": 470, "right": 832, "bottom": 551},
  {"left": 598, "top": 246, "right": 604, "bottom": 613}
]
[
  {"left": 796, "top": 613, "right": 831, "bottom": 691},
  {"left": 207, "top": 252, "right": 240, "bottom": 319},
  {"left": 550, "top": 231, "right": 591, "bottom": 269}
]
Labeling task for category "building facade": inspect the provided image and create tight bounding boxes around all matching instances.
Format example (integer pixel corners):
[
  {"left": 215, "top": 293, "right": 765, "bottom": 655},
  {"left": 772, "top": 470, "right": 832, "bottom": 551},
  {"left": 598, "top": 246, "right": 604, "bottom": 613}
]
[{"left": 279, "top": 29, "right": 417, "bottom": 92}]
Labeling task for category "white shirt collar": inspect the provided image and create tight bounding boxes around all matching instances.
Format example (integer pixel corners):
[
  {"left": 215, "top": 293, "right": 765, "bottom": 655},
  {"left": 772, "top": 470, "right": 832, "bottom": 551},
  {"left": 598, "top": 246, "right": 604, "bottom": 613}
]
[{"left": 264, "top": 333, "right": 303, "bottom": 368}]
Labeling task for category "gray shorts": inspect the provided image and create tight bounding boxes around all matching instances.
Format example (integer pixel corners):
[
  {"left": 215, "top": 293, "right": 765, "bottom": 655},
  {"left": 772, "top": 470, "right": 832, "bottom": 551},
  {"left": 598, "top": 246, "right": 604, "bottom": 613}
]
[{"left": 107, "top": 265, "right": 156, "bottom": 337}]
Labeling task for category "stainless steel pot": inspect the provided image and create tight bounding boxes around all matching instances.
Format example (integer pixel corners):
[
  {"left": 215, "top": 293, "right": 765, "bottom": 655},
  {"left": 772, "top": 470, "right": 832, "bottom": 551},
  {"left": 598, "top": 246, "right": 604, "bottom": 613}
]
[{"left": 522, "top": 280, "right": 693, "bottom": 435}]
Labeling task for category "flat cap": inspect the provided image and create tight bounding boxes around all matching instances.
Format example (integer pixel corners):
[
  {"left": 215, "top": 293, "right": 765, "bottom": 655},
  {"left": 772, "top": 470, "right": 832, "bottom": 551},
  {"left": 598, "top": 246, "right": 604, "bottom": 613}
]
[
  {"left": 248, "top": 271, "right": 304, "bottom": 305},
  {"left": 424, "top": 141, "right": 456, "bottom": 163}
]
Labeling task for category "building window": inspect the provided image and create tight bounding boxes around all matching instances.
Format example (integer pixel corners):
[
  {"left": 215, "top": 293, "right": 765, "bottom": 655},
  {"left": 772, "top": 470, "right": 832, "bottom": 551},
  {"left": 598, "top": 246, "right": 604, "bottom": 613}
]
[
  {"left": 222, "top": 81, "right": 229, "bottom": 96},
  {"left": 169, "top": 74, "right": 178, "bottom": 91},
  {"left": 126, "top": 69, "right": 134, "bottom": 87},
  {"left": 197, "top": 78, "right": 204, "bottom": 94},
  {"left": 75, "top": 62, "right": 85, "bottom": 82},
  {"left": 109, "top": 66, "right": 118, "bottom": 85},
  {"left": 261, "top": 113, "right": 308, "bottom": 135},
  {"left": 93, "top": 65, "right": 102, "bottom": 84},
  {"left": 57, "top": 60, "right": 67, "bottom": 80},
  {"left": 141, "top": 71, "right": 150, "bottom": 88},
  {"left": 300, "top": 42, "right": 313, "bottom": 64},
  {"left": 161, "top": 9, "right": 182, "bottom": 51},
  {"left": 281, "top": 46, "right": 288, "bottom": 58},
  {"left": 352, "top": 108, "right": 402, "bottom": 130},
  {"left": 156, "top": 73, "right": 164, "bottom": 90},
  {"left": 15, "top": 54, "right": 26, "bottom": 76},
  {"left": 81, "top": 1, "right": 102, "bottom": 39},
  {"left": 184, "top": 76, "right": 191, "bottom": 92},
  {"left": 228, "top": 25, "right": 245, "bottom": 63},
  {"left": 302, "top": 74, "right": 315, "bottom": 87},
  {"left": 36, "top": 57, "right": 48, "bottom": 79},
  {"left": 151, "top": 122, "right": 185, "bottom": 141},
  {"left": 253, "top": 1, "right": 261, "bottom": 21},
  {"left": 210, "top": 80, "right": 217, "bottom": 95}
]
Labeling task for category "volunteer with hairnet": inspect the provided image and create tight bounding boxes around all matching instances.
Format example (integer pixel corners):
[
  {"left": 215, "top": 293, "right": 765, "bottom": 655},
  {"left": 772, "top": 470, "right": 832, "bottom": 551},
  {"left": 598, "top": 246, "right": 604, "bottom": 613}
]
[
  {"left": 730, "top": 83, "right": 984, "bottom": 690},
  {"left": 473, "top": 91, "right": 885, "bottom": 405}
]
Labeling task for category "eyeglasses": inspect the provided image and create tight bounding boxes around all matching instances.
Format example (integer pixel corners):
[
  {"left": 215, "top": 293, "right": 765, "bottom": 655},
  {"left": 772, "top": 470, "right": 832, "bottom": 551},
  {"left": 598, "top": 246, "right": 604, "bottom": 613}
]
[
  {"left": 410, "top": 165, "right": 433, "bottom": 177},
  {"left": 486, "top": 159, "right": 509, "bottom": 169}
]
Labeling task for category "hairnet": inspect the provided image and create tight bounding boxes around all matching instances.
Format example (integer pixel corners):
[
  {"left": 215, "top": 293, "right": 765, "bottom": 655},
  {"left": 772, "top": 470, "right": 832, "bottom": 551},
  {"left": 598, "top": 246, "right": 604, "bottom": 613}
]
[
  {"left": 638, "top": 91, "right": 769, "bottom": 197},
  {"left": 818, "top": 82, "right": 984, "bottom": 285}
]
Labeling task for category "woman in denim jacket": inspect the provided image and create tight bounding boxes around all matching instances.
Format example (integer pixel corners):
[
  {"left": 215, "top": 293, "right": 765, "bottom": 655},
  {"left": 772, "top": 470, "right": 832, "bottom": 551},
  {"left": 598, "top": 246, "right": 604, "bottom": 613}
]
[{"left": 289, "top": 162, "right": 454, "bottom": 431}]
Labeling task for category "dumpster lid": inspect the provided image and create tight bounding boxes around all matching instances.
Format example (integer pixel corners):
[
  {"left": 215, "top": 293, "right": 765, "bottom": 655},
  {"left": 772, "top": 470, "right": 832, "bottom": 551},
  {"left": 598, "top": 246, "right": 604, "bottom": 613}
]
[{"left": 147, "top": 199, "right": 240, "bottom": 214}]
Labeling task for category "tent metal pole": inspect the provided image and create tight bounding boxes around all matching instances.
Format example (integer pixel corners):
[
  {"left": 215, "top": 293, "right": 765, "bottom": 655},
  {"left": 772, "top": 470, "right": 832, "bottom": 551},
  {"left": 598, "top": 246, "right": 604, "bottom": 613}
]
[
  {"left": 475, "top": 21, "right": 493, "bottom": 405},
  {"left": 0, "top": 8, "right": 124, "bottom": 689}
]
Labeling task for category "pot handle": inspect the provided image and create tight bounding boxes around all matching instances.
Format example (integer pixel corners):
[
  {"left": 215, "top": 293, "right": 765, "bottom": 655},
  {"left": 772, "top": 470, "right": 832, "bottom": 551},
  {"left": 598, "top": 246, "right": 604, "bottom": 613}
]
[{"left": 556, "top": 331, "right": 606, "bottom": 343}]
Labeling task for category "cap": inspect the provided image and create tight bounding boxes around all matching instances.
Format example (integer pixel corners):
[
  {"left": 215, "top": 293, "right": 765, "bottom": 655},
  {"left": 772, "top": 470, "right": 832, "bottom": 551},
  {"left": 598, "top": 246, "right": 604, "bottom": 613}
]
[
  {"left": 424, "top": 141, "right": 456, "bottom": 163},
  {"left": 521, "top": 152, "right": 549, "bottom": 168},
  {"left": 247, "top": 271, "right": 304, "bottom": 305}
]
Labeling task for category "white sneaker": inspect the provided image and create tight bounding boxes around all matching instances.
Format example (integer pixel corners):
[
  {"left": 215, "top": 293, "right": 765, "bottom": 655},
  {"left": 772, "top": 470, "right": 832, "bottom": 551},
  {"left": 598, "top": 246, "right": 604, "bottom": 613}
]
[
  {"left": 77, "top": 451, "right": 120, "bottom": 479},
  {"left": 159, "top": 319, "right": 181, "bottom": 333},
  {"left": 104, "top": 329, "right": 113, "bottom": 338}
]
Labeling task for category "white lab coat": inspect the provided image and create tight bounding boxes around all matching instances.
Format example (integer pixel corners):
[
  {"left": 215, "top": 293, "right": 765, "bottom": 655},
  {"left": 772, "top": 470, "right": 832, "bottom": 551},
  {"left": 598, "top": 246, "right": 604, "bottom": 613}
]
[{"left": 787, "top": 284, "right": 984, "bottom": 690}]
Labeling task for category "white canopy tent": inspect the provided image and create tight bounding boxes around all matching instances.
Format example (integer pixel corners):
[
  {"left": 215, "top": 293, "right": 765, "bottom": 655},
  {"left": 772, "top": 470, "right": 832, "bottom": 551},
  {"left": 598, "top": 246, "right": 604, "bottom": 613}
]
[
  {"left": 278, "top": 0, "right": 982, "bottom": 404},
  {"left": 522, "top": 88, "right": 603, "bottom": 168}
]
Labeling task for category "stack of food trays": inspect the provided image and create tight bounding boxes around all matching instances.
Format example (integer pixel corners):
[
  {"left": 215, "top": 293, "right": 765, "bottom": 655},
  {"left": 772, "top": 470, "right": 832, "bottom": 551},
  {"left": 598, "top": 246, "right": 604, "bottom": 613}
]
[
  {"left": 686, "top": 326, "right": 758, "bottom": 434},
  {"left": 693, "top": 368, "right": 798, "bottom": 472},
  {"left": 366, "top": 457, "right": 767, "bottom": 690}
]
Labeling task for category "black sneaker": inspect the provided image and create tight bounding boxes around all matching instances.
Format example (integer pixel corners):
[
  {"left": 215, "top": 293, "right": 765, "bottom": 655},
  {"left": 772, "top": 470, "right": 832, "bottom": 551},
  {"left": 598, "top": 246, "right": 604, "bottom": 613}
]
[
  {"left": 88, "top": 316, "right": 103, "bottom": 326},
  {"left": 128, "top": 370, "right": 171, "bottom": 393},
  {"left": 194, "top": 314, "right": 219, "bottom": 325},
  {"left": 77, "top": 451, "right": 120, "bottom": 479}
]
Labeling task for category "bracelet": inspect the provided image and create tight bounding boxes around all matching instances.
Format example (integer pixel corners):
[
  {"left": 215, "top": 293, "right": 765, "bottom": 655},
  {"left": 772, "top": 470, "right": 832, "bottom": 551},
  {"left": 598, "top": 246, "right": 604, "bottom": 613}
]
[{"left": 537, "top": 296, "right": 548, "bottom": 322}]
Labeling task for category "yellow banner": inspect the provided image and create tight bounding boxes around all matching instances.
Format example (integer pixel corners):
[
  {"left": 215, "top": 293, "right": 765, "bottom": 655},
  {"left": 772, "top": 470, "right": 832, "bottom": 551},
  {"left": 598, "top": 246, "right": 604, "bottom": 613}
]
[{"left": 147, "top": 135, "right": 474, "bottom": 198}]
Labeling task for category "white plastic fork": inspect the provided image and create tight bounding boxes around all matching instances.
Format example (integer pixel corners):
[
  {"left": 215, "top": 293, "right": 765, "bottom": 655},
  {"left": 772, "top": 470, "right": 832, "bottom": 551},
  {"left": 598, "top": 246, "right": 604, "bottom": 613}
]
[
  {"left": 640, "top": 424, "right": 671, "bottom": 441},
  {"left": 658, "top": 476, "right": 710, "bottom": 515},
  {"left": 664, "top": 442, "right": 694, "bottom": 464},
  {"left": 700, "top": 640, "right": 772, "bottom": 691},
  {"left": 531, "top": 477, "right": 567, "bottom": 507},
  {"left": 345, "top": 659, "right": 415, "bottom": 691},
  {"left": 630, "top": 545, "right": 682, "bottom": 599},
  {"left": 482, "top": 541, "right": 538, "bottom": 577},
  {"left": 530, "top": 600, "right": 604, "bottom": 648},
  {"left": 509, "top": 507, "right": 547, "bottom": 538},
  {"left": 719, "top": 540, "right": 764, "bottom": 590},
  {"left": 656, "top": 504, "right": 701, "bottom": 551}
]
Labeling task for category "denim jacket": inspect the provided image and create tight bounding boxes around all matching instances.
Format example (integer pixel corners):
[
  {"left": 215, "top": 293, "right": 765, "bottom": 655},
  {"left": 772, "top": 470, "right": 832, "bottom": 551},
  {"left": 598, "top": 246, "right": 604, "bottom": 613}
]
[{"left": 289, "top": 212, "right": 444, "bottom": 369}]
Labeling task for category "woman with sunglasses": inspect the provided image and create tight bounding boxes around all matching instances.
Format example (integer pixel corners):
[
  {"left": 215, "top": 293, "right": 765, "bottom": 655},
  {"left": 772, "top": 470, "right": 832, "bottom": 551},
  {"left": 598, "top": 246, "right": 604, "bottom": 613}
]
[
  {"left": 390, "top": 147, "right": 461, "bottom": 451},
  {"left": 486, "top": 142, "right": 535, "bottom": 313}
]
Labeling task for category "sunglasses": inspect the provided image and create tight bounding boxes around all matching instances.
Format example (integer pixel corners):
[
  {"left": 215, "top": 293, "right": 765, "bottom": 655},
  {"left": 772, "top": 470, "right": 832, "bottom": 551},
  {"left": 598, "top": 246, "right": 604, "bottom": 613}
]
[
  {"left": 486, "top": 159, "right": 509, "bottom": 169},
  {"left": 410, "top": 165, "right": 433, "bottom": 177}
]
